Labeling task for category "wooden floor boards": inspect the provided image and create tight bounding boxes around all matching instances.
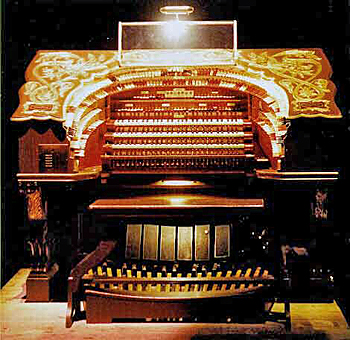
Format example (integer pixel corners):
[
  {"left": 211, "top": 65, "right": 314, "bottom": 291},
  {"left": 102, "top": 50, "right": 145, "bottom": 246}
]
[{"left": 1, "top": 269, "right": 349, "bottom": 339}]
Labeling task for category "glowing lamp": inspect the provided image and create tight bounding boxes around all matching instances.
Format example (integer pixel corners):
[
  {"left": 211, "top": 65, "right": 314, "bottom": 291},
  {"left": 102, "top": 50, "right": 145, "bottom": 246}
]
[
  {"left": 160, "top": 6, "right": 194, "bottom": 16},
  {"left": 160, "top": 6, "right": 193, "bottom": 41},
  {"left": 164, "top": 20, "right": 187, "bottom": 41}
]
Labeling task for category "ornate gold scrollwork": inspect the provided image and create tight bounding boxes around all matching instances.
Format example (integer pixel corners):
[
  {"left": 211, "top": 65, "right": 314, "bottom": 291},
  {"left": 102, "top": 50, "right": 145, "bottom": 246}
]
[
  {"left": 15, "top": 52, "right": 120, "bottom": 121},
  {"left": 242, "top": 50, "right": 334, "bottom": 116},
  {"left": 12, "top": 49, "right": 340, "bottom": 126}
]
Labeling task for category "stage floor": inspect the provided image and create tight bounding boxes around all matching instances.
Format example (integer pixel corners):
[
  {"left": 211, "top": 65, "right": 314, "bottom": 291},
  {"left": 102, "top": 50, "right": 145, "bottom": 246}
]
[{"left": 1, "top": 269, "right": 350, "bottom": 339}]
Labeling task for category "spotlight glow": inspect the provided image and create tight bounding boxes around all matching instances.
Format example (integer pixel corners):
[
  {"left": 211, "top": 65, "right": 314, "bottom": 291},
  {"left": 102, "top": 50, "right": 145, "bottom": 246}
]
[
  {"left": 152, "top": 179, "right": 205, "bottom": 187},
  {"left": 164, "top": 20, "right": 187, "bottom": 41},
  {"left": 168, "top": 197, "right": 186, "bottom": 205}
]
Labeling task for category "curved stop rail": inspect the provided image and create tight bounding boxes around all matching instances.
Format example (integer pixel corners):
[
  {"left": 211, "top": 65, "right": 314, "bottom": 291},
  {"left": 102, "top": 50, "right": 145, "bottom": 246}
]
[{"left": 66, "top": 274, "right": 275, "bottom": 327}]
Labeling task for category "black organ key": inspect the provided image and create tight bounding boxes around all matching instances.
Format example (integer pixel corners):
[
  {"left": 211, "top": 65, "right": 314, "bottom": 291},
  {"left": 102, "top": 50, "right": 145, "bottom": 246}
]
[
  {"left": 152, "top": 264, "right": 159, "bottom": 277},
  {"left": 161, "top": 265, "right": 167, "bottom": 277},
  {"left": 122, "top": 262, "right": 127, "bottom": 276},
  {"left": 212, "top": 263, "right": 219, "bottom": 276},
  {"left": 200, "top": 265, "right": 208, "bottom": 277},
  {"left": 141, "top": 264, "right": 147, "bottom": 277},
  {"left": 102, "top": 262, "right": 108, "bottom": 274},
  {"left": 172, "top": 264, "right": 178, "bottom": 277},
  {"left": 192, "top": 264, "right": 199, "bottom": 277},
  {"left": 132, "top": 263, "right": 137, "bottom": 277}
]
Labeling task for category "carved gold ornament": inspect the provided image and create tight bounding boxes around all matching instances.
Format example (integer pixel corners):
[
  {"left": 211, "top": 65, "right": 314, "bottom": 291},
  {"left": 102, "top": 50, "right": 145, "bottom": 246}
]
[
  {"left": 12, "top": 51, "right": 120, "bottom": 121},
  {"left": 26, "top": 189, "right": 46, "bottom": 221},
  {"left": 240, "top": 49, "right": 340, "bottom": 118},
  {"left": 12, "top": 49, "right": 340, "bottom": 123}
]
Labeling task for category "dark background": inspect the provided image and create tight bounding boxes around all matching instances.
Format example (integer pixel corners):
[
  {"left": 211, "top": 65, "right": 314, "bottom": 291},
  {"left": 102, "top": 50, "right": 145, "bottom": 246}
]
[{"left": 2, "top": 0, "right": 350, "bottom": 315}]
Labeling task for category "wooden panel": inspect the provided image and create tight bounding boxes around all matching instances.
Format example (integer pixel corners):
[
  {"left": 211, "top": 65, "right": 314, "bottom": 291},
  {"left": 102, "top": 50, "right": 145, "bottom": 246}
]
[
  {"left": 195, "top": 225, "right": 210, "bottom": 261},
  {"left": 177, "top": 226, "right": 193, "bottom": 261},
  {"left": 160, "top": 226, "right": 176, "bottom": 261},
  {"left": 214, "top": 225, "right": 230, "bottom": 258},
  {"left": 79, "top": 123, "right": 106, "bottom": 170},
  {"left": 143, "top": 224, "right": 158, "bottom": 260},
  {"left": 19, "top": 128, "right": 70, "bottom": 173},
  {"left": 26, "top": 273, "right": 50, "bottom": 302},
  {"left": 125, "top": 224, "right": 142, "bottom": 259}
]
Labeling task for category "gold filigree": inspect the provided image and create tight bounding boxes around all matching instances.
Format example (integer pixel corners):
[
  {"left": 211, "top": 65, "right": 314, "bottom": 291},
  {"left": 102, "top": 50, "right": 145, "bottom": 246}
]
[
  {"left": 35, "top": 52, "right": 118, "bottom": 81},
  {"left": 293, "top": 100, "right": 331, "bottom": 112},
  {"left": 20, "top": 52, "right": 119, "bottom": 119},
  {"left": 28, "top": 52, "right": 118, "bottom": 101},
  {"left": 12, "top": 48, "right": 341, "bottom": 126},
  {"left": 241, "top": 50, "right": 332, "bottom": 115},
  {"left": 26, "top": 189, "right": 46, "bottom": 221},
  {"left": 122, "top": 49, "right": 235, "bottom": 66}
]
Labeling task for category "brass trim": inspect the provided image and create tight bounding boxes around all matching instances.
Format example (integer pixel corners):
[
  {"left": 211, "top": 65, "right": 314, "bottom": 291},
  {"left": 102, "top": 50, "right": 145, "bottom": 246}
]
[
  {"left": 256, "top": 169, "right": 339, "bottom": 181},
  {"left": 17, "top": 169, "right": 101, "bottom": 182}
]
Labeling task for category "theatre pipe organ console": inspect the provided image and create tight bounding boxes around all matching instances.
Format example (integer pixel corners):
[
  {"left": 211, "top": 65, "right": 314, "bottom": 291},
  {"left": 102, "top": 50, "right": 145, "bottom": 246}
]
[{"left": 11, "top": 24, "right": 342, "bottom": 328}]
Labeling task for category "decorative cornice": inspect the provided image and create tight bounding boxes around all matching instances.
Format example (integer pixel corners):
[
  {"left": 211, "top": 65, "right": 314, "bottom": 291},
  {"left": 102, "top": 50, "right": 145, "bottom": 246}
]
[
  {"left": 12, "top": 51, "right": 120, "bottom": 122},
  {"left": 238, "top": 49, "right": 341, "bottom": 119},
  {"left": 11, "top": 48, "right": 341, "bottom": 126}
]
